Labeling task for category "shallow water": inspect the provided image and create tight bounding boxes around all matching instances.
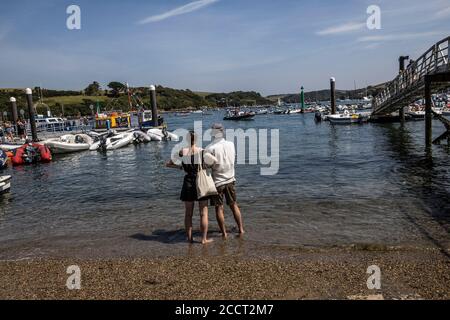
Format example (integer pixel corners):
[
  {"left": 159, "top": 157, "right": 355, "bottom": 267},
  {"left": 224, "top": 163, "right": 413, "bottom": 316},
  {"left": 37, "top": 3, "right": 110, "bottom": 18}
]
[{"left": 0, "top": 112, "right": 449, "bottom": 259}]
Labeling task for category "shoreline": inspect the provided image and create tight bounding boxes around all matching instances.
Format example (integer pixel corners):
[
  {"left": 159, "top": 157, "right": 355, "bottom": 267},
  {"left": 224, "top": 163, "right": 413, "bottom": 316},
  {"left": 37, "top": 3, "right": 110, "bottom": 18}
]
[{"left": 1, "top": 247, "right": 448, "bottom": 300}]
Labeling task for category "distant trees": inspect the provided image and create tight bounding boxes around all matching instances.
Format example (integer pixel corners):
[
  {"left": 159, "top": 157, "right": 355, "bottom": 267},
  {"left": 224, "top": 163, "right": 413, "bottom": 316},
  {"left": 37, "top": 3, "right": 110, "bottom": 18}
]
[
  {"left": 84, "top": 81, "right": 102, "bottom": 96},
  {"left": 107, "top": 82, "right": 126, "bottom": 97}
]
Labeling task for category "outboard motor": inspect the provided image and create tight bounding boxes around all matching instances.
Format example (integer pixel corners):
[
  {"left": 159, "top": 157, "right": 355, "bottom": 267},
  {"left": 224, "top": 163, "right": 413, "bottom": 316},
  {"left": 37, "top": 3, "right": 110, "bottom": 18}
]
[{"left": 0, "top": 149, "right": 8, "bottom": 169}]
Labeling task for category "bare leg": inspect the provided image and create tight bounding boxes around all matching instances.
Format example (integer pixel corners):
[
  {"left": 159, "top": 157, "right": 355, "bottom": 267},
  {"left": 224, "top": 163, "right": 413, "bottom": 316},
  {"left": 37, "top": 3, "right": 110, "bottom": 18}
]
[
  {"left": 215, "top": 205, "right": 228, "bottom": 239},
  {"left": 230, "top": 202, "right": 245, "bottom": 234},
  {"left": 199, "top": 200, "right": 213, "bottom": 244},
  {"left": 184, "top": 202, "right": 194, "bottom": 243}
]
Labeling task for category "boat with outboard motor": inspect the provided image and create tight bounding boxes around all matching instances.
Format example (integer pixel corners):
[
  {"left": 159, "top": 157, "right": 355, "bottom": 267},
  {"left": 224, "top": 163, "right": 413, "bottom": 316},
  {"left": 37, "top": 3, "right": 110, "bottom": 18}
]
[
  {"left": 44, "top": 134, "right": 94, "bottom": 154},
  {"left": 0, "top": 149, "right": 9, "bottom": 169},
  {"left": 147, "top": 128, "right": 179, "bottom": 141},
  {"left": 328, "top": 110, "right": 368, "bottom": 125},
  {"left": 223, "top": 109, "right": 255, "bottom": 121},
  {"left": 11, "top": 143, "right": 52, "bottom": 166}
]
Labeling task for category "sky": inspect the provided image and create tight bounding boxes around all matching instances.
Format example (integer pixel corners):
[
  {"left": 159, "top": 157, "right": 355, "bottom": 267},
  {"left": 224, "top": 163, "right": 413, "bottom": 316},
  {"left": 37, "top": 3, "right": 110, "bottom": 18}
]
[{"left": 0, "top": 0, "right": 449, "bottom": 95}]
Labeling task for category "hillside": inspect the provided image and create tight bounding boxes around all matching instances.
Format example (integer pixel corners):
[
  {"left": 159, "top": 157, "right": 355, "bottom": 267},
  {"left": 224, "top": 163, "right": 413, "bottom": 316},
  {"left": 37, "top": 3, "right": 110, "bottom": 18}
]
[
  {"left": 268, "top": 83, "right": 387, "bottom": 103},
  {"left": 0, "top": 86, "right": 270, "bottom": 117}
]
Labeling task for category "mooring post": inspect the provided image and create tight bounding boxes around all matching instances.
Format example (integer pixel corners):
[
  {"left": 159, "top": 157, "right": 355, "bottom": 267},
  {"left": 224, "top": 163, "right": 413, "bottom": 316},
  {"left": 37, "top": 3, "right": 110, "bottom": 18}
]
[
  {"left": 398, "top": 56, "right": 409, "bottom": 124},
  {"left": 330, "top": 77, "right": 336, "bottom": 114},
  {"left": 300, "top": 86, "right": 305, "bottom": 112},
  {"left": 25, "top": 88, "right": 38, "bottom": 142},
  {"left": 150, "top": 85, "right": 158, "bottom": 127},
  {"left": 424, "top": 76, "right": 432, "bottom": 149},
  {"left": 10, "top": 97, "right": 18, "bottom": 133}
]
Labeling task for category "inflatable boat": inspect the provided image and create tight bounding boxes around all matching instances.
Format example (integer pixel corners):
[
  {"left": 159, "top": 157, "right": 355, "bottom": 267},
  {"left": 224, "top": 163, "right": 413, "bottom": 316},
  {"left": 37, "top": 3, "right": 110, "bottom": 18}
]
[
  {"left": 147, "top": 128, "right": 179, "bottom": 141},
  {"left": 11, "top": 143, "right": 52, "bottom": 166},
  {"left": 44, "top": 134, "right": 94, "bottom": 154},
  {"left": 0, "top": 175, "right": 11, "bottom": 194},
  {"left": 90, "top": 132, "right": 134, "bottom": 151},
  {"left": 133, "top": 131, "right": 152, "bottom": 143}
]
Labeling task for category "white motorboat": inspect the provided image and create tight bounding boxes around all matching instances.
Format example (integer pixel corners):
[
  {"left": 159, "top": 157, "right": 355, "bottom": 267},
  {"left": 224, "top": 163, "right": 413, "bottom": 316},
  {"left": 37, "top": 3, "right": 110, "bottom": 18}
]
[
  {"left": 147, "top": 129, "right": 179, "bottom": 141},
  {"left": 44, "top": 134, "right": 94, "bottom": 154},
  {"left": 0, "top": 175, "right": 11, "bottom": 194},
  {"left": 407, "top": 110, "right": 425, "bottom": 120},
  {"left": 328, "top": 111, "right": 363, "bottom": 125}
]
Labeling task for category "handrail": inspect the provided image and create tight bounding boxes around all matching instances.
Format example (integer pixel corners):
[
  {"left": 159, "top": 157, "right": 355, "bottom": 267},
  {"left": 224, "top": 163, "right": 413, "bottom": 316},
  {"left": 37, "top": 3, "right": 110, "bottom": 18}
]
[{"left": 373, "top": 36, "right": 450, "bottom": 114}]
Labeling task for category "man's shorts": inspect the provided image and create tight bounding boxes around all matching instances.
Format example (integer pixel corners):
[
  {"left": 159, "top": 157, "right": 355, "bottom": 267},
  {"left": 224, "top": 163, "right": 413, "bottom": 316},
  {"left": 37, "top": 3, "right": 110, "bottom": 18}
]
[{"left": 210, "top": 182, "right": 237, "bottom": 207}]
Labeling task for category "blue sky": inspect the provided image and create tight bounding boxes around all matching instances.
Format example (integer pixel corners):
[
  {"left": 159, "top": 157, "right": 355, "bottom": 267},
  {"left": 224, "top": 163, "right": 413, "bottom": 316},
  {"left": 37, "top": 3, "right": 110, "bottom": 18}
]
[{"left": 0, "top": 0, "right": 449, "bottom": 95}]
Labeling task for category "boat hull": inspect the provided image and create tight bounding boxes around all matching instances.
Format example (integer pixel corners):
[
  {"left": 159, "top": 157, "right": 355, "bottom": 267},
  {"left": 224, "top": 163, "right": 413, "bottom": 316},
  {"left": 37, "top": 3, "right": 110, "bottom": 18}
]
[{"left": 0, "top": 175, "right": 11, "bottom": 194}]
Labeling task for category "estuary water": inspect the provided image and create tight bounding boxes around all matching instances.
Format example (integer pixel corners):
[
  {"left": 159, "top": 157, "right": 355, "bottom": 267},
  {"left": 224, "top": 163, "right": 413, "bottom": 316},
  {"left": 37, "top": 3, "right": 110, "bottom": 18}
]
[{"left": 0, "top": 112, "right": 449, "bottom": 260}]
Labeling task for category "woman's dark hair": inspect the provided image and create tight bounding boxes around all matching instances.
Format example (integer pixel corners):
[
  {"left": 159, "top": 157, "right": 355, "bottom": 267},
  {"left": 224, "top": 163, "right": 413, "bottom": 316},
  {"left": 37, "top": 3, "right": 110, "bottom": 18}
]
[{"left": 189, "top": 131, "right": 195, "bottom": 146}]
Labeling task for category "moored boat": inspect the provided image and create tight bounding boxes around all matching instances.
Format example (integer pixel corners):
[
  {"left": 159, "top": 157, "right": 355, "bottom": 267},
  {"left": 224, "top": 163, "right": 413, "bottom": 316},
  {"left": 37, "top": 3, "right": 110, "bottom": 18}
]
[
  {"left": 147, "top": 128, "right": 179, "bottom": 141},
  {"left": 328, "top": 111, "right": 364, "bottom": 125},
  {"left": 0, "top": 175, "right": 11, "bottom": 194},
  {"left": 223, "top": 109, "right": 255, "bottom": 121},
  {"left": 11, "top": 143, "right": 52, "bottom": 166},
  {"left": 44, "top": 134, "right": 94, "bottom": 154}
]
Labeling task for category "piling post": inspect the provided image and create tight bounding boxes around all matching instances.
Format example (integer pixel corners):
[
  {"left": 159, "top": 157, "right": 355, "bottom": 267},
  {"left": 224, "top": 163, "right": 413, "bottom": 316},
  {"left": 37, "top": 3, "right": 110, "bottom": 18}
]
[
  {"left": 10, "top": 97, "right": 18, "bottom": 133},
  {"left": 398, "top": 56, "right": 409, "bottom": 124},
  {"left": 300, "top": 86, "right": 305, "bottom": 112},
  {"left": 25, "top": 88, "right": 38, "bottom": 142},
  {"left": 424, "top": 76, "right": 432, "bottom": 149},
  {"left": 150, "top": 85, "right": 158, "bottom": 127},
  {"left": 330, "top": 77, "right": 336, "bottom": 114}
]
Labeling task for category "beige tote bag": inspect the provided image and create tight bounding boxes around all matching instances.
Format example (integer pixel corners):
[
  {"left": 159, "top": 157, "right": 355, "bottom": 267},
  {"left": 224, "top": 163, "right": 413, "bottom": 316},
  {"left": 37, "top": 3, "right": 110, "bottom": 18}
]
[{"left": 196, "top": 151, "right": 218, "bottom": 199}]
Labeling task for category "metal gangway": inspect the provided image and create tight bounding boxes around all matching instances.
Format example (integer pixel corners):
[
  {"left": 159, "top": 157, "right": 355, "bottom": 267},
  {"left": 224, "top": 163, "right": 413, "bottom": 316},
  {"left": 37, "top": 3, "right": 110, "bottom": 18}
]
[{"left": 372, "top": 36, "right": 450, "bottom": 147}]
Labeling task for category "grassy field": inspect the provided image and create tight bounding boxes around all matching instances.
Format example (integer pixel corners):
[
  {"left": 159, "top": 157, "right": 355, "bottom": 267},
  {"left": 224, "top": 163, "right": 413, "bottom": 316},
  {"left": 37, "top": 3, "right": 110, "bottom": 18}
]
[{"left": 42, "top": 95, "right": 110, "bottom": 105}]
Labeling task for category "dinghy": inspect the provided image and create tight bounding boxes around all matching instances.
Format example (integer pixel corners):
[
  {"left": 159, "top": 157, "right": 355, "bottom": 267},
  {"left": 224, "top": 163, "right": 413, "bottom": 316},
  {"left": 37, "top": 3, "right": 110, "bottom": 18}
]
[
  {"left": 147, "top": 128, "right": 179, "bottom": 141},
  {"left": 0, "top": 175, "right": 11, "bottom": 194},
  {"left": 133, "top": 131, "right": 152, "bottom": 143},
  {"left": 106, "top": 132, "right": 134, "bottom": 150},
  {"left": 11, "top": 143, "right": 52, "bottom": 166},
  {"left": 45, "top": 134, "right": 94, "bottom": 154}
]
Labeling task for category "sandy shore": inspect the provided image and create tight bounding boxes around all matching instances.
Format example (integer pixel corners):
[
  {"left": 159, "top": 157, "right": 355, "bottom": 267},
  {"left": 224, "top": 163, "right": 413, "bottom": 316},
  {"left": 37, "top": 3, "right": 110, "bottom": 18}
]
[{"left": 0, "top": 247, "right": 449, "bottom": 300}]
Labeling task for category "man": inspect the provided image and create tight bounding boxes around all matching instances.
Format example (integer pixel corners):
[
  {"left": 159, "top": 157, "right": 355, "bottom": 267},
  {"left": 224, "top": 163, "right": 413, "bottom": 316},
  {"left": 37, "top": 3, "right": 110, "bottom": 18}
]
[{"left": 206, "top": 123, "right": 245, "bottom": 238}]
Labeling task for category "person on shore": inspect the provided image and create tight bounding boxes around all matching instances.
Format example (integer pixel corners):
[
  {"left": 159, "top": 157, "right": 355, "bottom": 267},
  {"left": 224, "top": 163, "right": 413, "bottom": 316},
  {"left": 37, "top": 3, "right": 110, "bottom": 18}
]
[
  {"left": 4, "top": 122, "right": 13, "bottom": 141},
  {"left": 166, "top": 131, "right": 216, "bottom": 245},
  {"left": 206, "top": 123, "right": 245, "bottom": 238},
  {"left": 17, "top": 119, "right": 26, "bottom": 140}
]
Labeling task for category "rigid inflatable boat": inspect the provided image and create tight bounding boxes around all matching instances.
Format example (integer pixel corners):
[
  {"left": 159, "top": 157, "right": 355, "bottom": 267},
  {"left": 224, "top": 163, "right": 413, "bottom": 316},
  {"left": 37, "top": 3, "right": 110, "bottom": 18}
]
[
  {"left": 11, "top": 143, "right": 52, "bottom": 166},
  {"left": 44, "top": 134, "right": 94, "bottom": 154},
  {"left": 147, "top": 129, "right": 179, "bottom": 141}
]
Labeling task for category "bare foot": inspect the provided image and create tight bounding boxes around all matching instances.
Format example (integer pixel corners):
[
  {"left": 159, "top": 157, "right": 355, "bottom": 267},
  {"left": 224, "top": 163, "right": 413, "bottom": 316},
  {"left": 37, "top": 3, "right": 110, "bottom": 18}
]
[
  {"left": 222, "top": 233, "right": 228, "bottom": 240},
  {"left": 187, "top": 238, "right": 194, "bottom": 244},
  {"left": 202, "top": 239, "right": 214, "bottom": 245}
]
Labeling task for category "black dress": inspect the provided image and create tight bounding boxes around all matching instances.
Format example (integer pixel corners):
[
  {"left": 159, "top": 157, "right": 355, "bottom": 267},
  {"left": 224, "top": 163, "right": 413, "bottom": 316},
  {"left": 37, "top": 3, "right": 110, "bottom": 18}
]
[{"left": 180, "top": 151, "right": 207, "bottom": 202}]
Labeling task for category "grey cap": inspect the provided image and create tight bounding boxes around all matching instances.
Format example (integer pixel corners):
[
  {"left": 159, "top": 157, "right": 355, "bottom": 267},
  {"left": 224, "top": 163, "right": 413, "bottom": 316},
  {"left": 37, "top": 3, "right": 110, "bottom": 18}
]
[{"left": 211, "top": 123, "right": 224, "bottom": 131}]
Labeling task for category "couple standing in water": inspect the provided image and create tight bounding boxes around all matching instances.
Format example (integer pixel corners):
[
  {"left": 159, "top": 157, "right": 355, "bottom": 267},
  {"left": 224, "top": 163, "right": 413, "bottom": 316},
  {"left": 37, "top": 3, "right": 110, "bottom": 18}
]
[{"left": 166, "top": 123, "right": 245, "bottom": 244}]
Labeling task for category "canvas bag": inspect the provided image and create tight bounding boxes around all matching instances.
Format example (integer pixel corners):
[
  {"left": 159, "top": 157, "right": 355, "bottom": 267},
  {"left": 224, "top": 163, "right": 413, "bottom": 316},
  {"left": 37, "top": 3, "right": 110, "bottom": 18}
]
[{"left": 196, "top": 151, "right": 218, "bottom": 199}]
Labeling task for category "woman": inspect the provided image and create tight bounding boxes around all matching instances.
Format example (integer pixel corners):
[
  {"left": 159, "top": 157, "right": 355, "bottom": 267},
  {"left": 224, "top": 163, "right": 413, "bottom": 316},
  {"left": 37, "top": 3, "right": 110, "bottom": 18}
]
[
  {"left": 166, "top": 131, "right": 216, "bottom": 244},
  {"left": 17, "top": 119, "right": 26, "bottom": 140}
]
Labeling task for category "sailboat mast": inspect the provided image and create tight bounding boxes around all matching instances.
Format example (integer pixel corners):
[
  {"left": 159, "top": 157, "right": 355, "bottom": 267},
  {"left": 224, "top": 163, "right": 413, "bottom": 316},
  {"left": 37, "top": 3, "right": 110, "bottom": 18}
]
[{"left": 126, "top": 82, "right": 133, "bottom": 110}]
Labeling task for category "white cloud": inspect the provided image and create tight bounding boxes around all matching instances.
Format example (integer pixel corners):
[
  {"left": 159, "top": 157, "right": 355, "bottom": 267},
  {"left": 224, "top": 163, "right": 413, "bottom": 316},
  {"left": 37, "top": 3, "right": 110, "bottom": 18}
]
[
  {"left": 138, "top": 0, "right": 219, "bottom": 24},
  {"left": 435, "top": 6, "right": 450, "bottom": 18},
  {"left": 357, "top": 31, "right": 443, "bottom": 42},
  {"left": 316, "top": 22, "right": 366, "bottom": 36}
]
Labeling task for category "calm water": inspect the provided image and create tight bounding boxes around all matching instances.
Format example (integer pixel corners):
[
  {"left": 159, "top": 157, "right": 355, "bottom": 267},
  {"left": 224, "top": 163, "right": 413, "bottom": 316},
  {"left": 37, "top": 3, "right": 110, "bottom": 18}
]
[{"left": 0, "top": 112, "right": 449, "bottom": 259}]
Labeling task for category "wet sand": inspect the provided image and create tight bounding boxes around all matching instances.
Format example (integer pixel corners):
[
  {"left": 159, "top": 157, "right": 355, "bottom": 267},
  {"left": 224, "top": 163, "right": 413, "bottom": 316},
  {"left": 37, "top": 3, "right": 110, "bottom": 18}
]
[{"left": 1, "top": 247, "right": 448, "bottom": 300}]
